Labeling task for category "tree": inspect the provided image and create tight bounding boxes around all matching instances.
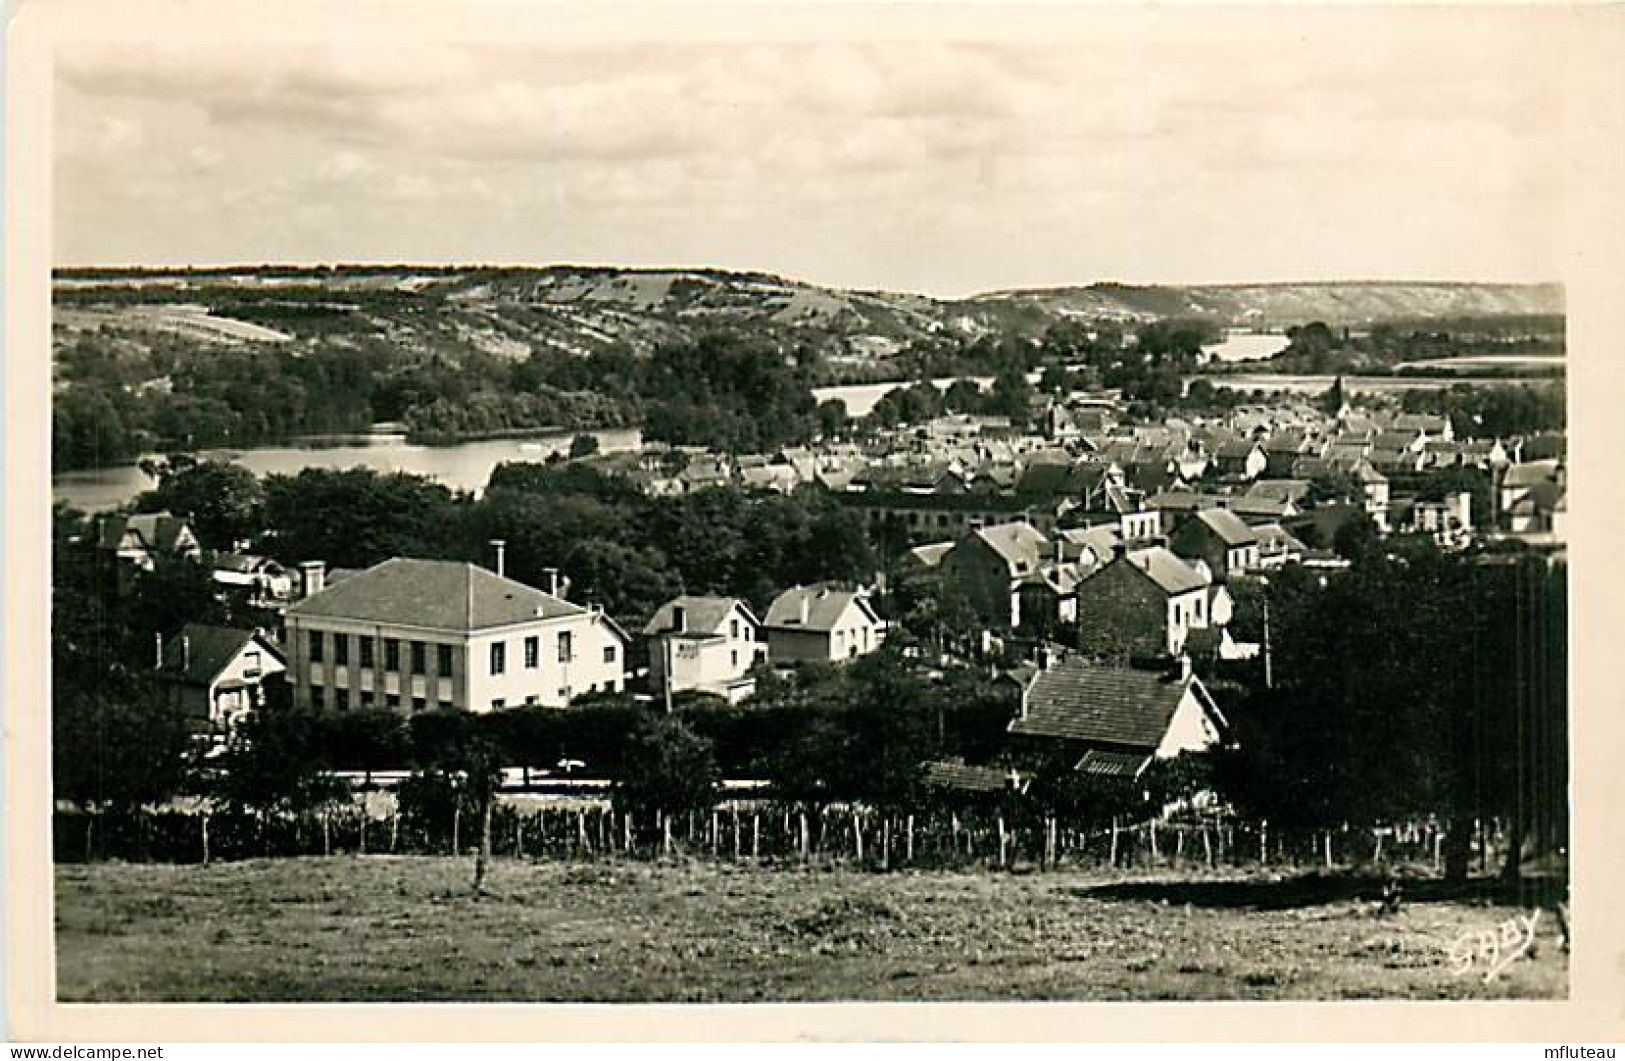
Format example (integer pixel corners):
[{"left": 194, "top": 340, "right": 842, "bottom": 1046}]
[
  {"left": 815, "top": 399, "right": 849, "bottom": 439},
  {"left": 611, "top": 714, "right": 721, "bottom": 831},
  {"left": 1320, "top": 375, "right": 1347, "bottom": 416},
  {"left": 407, "top": 710, "right": 505, "bottom": 891},
  {"left": 567, "top": 433, "right": 600, "bottom": 460},
  {"left": 942, "top": 378, "right": 985, "bottom": 414},
  {"left": 1332, "top": 511, "right": 1381, "bottom": 563},
  {"left": 213, "top": 708, "right": 350, "bottom": 844},
  {"left": 262, "top": 468, "right": 466, "bottom": 569},
  {"left": 138, "top": 457, "right": 265, "bottom": 551},
  {"left": 988, "top": 366, "right": 1036, "bottom": 423},
  {"left": 52, "top": 672, "right": 196, "bottom": 818}
]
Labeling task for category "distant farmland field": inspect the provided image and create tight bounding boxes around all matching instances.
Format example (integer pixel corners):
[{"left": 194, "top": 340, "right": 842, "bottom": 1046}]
[{"left": 56, "top": 857, "right": 1566, "bottom": 1003}]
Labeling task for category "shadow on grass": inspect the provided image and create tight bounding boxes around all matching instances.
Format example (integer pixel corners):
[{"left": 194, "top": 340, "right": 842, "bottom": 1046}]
[{"left": 1075, "top": 871, "right": 1568, "bottom": 912}]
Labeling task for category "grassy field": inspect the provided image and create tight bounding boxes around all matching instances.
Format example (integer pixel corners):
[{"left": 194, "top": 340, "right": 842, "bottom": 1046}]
[{"left": 55, "top": 856, "right": 1566, "bottom": 1002}]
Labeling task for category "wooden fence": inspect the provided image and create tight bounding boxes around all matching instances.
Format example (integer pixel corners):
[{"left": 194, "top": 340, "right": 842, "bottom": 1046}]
[{"left": 54, "top": 800, "right": 1510, "bottom": 875}]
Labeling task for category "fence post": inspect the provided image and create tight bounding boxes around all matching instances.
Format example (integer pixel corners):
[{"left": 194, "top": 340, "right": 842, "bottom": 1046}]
[
  {"left": 852, "top": 810, "right": 864, "bottom": 864},
  {"left": 1109, "top": 818, "right": 1120, "bottom": 868},
  {"left": 1149, "top": 820, "right": 1160, "bottom": 864},
  {"left": 1202, "top": 825, "right": 1214, "bottom": 869},
  {"left": 881, "top": 816, "right": 891, "bottom": 871},
  {"left": 390, "top": 807, "right": 400, "bottom": 853},
  {"left": 1373, "top": 829, "right": 1384, "bottom": 865},
  {"left": 732, "top": 808, "right": 741, "bottom": 861},
  {"left": 322, "top": 814, "right": 332, "bottom": 857},
  {"left": 906, "top": 814, "right": 915, "bottom": 865},
  {"left": 799, "top": 811, "right": 810, "bottom": 863},
  {"left": 1260, "top": 820, "right": 1268, "bottom": 866},
  {"left": 359, "top": 809, "right": 368, "bottom": 856},
  {"left": 201, "top": 813, "right": 211, "bottom": 867},
  {"left": 997, "top": 815, "right": 1008, "bottom": 869},
  {"left": 1433, "top": 827, "right": 1443, "bottom": 872},
  {"left": 709, "top": 810, "right": 719, "bottom": 856},
  {"left": 452, "top": 806, "right": 461, "bottom": 857},
  {"left": 752, "top": 813, "right": 760, "bottom": 861},
  {"left": 578, "top": 808, "right": 590, "bottom": 856},
  {"left": 662, "top": 811, "right": 673, "bottom": 857}
]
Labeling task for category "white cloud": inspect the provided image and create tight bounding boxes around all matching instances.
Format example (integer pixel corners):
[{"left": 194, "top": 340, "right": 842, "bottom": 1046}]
[{"left": 51, "top": 17, "right": 1569, "bottom": 292}]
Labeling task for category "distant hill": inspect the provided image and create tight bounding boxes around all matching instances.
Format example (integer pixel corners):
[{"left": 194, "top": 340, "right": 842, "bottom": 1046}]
[
  {"left": 963, "top": 281, "right": 1565, "bottom": 330},
  {"left": 53, "top": 266, "right": 1564, "bottom": 368}
]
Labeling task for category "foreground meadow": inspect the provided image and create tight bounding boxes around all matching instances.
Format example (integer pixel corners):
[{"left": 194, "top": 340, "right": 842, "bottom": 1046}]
[{"left": 55, "top": 856, "right": 1565, "bottom": 1002}]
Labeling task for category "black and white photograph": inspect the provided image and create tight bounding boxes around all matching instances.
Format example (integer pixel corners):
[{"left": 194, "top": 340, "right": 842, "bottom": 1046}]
[{"left": 10, "top": 0, "right": 1623, "bottom": 1038}]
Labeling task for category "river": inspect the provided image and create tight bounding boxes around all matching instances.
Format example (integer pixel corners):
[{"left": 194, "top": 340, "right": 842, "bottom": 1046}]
[
  {"left": 811, "top": 333, "right": 1289, "bottom": 417},
  {"left": 53, "top": 427, "right": 644, "bottom": 514}
]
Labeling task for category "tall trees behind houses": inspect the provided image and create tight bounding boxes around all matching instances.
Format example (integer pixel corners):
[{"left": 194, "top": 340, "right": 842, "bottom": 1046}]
[{"left": 1217, "top": 547, "right": 1567, "bottom": 879}]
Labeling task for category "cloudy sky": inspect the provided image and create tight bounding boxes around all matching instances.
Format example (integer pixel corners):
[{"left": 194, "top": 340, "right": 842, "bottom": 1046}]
[{"left": 51, "top": 4, "right": 1569, "bottom": 297}]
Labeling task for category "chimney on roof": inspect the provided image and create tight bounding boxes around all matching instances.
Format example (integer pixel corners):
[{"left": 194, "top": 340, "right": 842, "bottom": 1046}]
[
  {"left": 491, "top": 539, "right": 507, "bottom": 578},
  {"left": 1112, "top": 537, "right": 1129, "bottom": 562},
  {"left": 799, "top": 589, "right": 810, "bottom": 626},
  {"left": 673, "top": 604, "right": 686, "bottom": 633},
  {"left": 1176, "top": 653, "right": 1193, "bottom": 682},
  {"left": 543, "top": 566, "right": 559, "bottom": 596},
  {"left": 299, "top": 560, "right": 326, "bottom": 598},
  {"left": 1053, "top": 538, "right": 1066, "bottom": 564}
]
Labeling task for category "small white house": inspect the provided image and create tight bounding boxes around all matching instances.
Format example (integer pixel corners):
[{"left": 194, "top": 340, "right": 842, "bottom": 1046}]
[
  {"left": 762, "top": 584, "right": 888, "bottom": 664},
  {"left": 154, "top": 624, "right": 287, "bottom": 735},
  {"left": 643, "top": 596, "right": 764, "bottom": 703}
]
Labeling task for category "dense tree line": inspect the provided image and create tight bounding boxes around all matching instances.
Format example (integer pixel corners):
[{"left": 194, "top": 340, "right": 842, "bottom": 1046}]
[
  {"left": 1217, "top": 545, "right": 1566, "bottom": 881},
  {"left": 52, "top": 321, "right": 823, "bottom": 470},
  {"left": 1398, "top": 383, "right": 1566, "bottom": 440},
  {"left": 1261, "top": 317, "right": 1564, "bottom": 375},
  {"left": 117, "top": 456, "right": 879, "bottom": 627}
]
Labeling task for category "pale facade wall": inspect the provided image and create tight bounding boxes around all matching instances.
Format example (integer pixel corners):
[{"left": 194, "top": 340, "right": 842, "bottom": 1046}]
[
  {"left": 286, "top": 611, "right": 624, "bottom": 714},
  {"left": 1155, "top": 687, "right": 1225, "bottom": 758},
  {"left": 647, "top": 604, "right": 759, "bottom": 693},
  {"left": 467, "top": 615, "right": 626, "bottom": 711},
  {"left": 207, "top": 639, "right": 286, "bottom": 729}
]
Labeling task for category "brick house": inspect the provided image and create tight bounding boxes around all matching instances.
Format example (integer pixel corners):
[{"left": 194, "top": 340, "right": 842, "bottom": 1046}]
[
  {"left": 1071, "top": 546, "right": 1213, "bottom": 660},
  {"left": 1168, "top": 508, "right": 1259, "bottom": 579}
]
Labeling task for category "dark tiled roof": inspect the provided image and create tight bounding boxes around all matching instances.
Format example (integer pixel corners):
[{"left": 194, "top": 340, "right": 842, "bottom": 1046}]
[
  {"left": 763, "top": 584, "right": 880, "bottom": 632},
  {"left": 98, "top": 511, "right": 194, "bottom": 554},
  {"left": 1009, "top": 658, "right": 1195, "bottom": 749},
  {"left": 287, "top": 558, "right": 585, "bottom": 631},
  {"left": 1192, "top": 508, "right": 1258, "bottom": 547},
  {"left": 157, "top": 624, "right": 282, "bottom": 686},
  {"left": 643, "top": 596, "right": 755, "bottom": 636},
  {"left": 1246, "top": 479, "right": 1312, "bottom": 504},
  {"left": 1124, "top": 547, "right": 1208, "bottom": 596},
  {"left": 922, "top": 760, "right": 1018, "bottom": 793},
  {"left": 971, "top": 521, "right": 1050, "bottom": 575}
]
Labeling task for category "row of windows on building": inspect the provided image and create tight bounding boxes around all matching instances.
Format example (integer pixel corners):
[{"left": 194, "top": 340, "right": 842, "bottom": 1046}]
[
  {"left": 308, "top": 683, "right": 620, "bottom": 713},
  {"left": 307, "top": 631, "right": 615, "bottom": 675},
  {"left": 307, "top": 632, "right": 452, "bottom": 674}
]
